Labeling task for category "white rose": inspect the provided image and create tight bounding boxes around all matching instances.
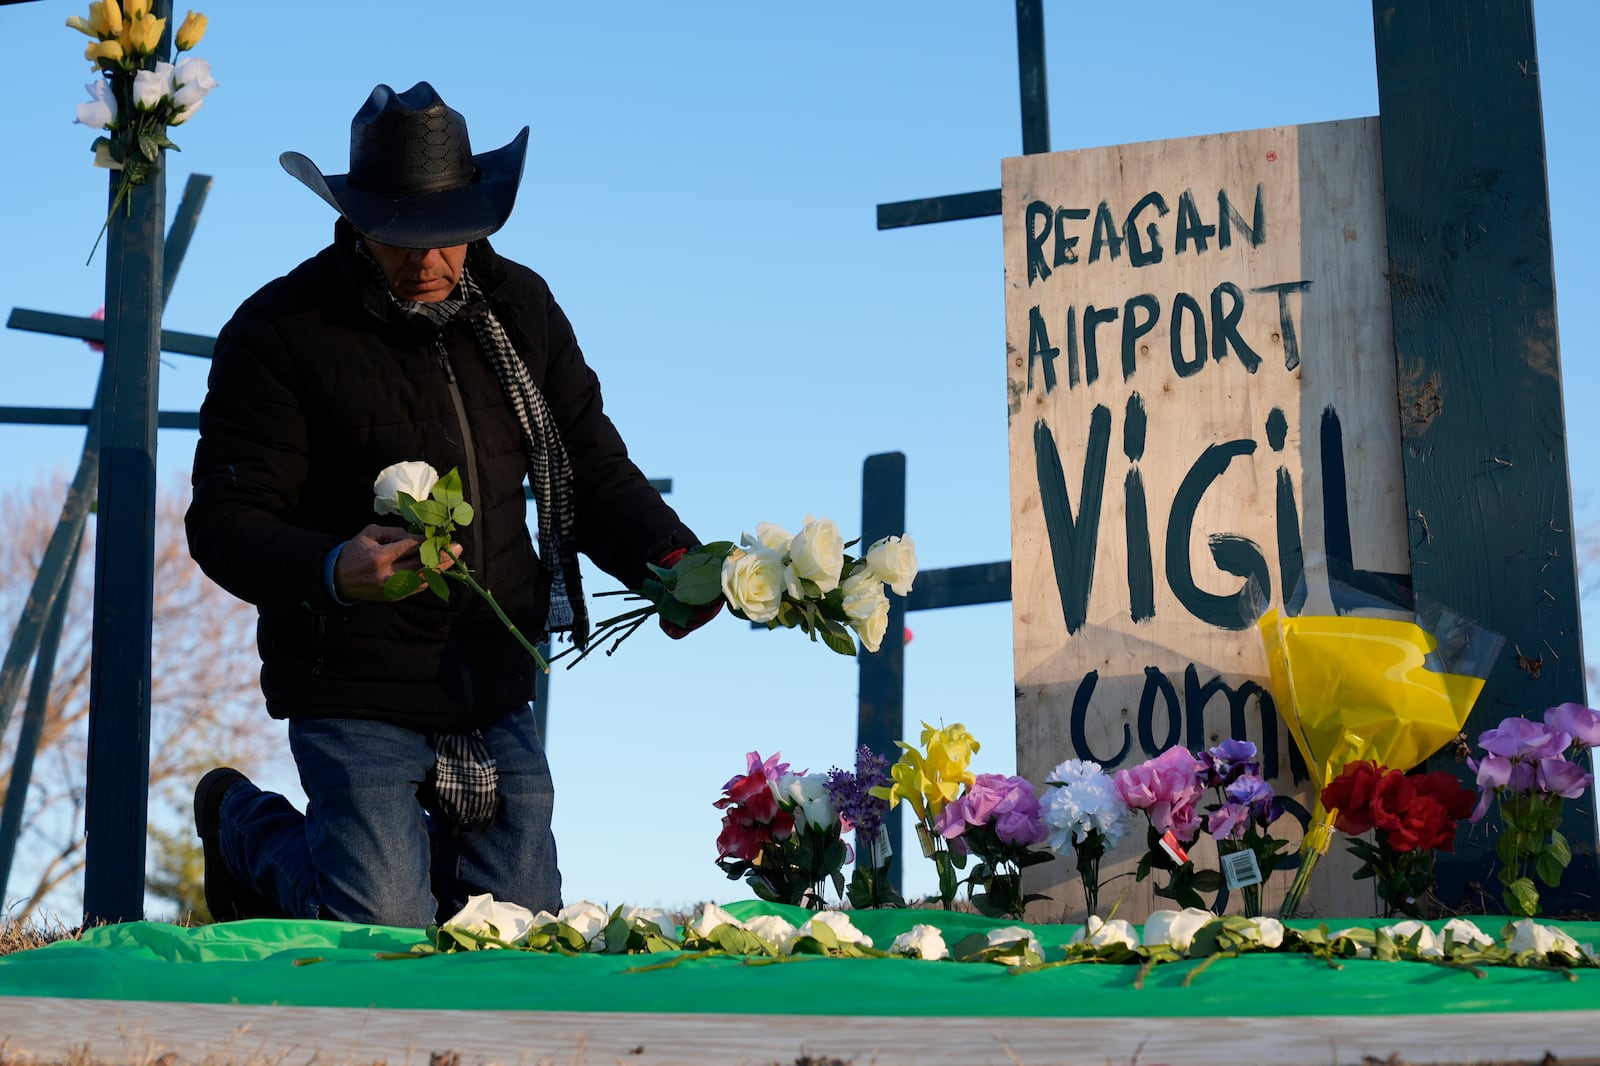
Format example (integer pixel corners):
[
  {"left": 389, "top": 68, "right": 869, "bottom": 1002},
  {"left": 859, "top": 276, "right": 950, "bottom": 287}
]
[
  {"left": 619, "top": 905, "right": 677, "bottom": 939},
  {"left": 1238, "top": 916, "right": 1285, "bottom": 950},
  {"left": 1329, "top": 928, "right": 1373, "bottom": 958},
  {"left": 1069, "top": 915, "right": 1138, "bottom": 951},
  {"left": 442, "top": 893, "right": 537, "bottom": 946},
  {"left": 75, "top": 80, "right": 117, "bottom": 130},
  {"left": 373, "top": 460, "right": 440, "bottom": 516},
  {"left": 172, "top": 56, "right": 217, "bottom": 109},
  {"left": 742, "top": 914, "right": 799, "bottom": 953},
  {"left": 889, "top": 923, "right": 949, "bottom": 960},
  {"left": 1507, "top": 918, "right": 1584, "bottom": 959},
  {"left": 866, "top": 534, "right": 918, "bottom": 596},
  {"left": 170, "top": 97, "right": 204, "bottom": 125},
  {"left": 778, "top": 771, "right": 837, "bottom": 831},
  {"left": 839, "top": 570, "right": 891, "bottom": 652},
  {"left": 1141, "top": 908, "right": 1215, "bottom": 954},
  {"left": 131, "top": 62, "right": 174, "bottom": 111},
  {"left": 685, "top": 902, "right": 743, "bottom": 940},
  {"left": 984, "top": 926, "right": 1044, "bottom": 960},
  {"left": 721, "top": 545, "right": 786, "bottom": 623},
  {"left": 556, "top": 901, "right": 610, "bottom": 949},
  {"left": 1440, "top": 918, "right": 1493, "bottom": 951},
  {"left": 789, "top": 515, "right": 844, "bottom": 594},
  {"left": 746, "top": 522, "right": 792, "bottom": 551},
  {"left": 799, "top": 910, "right": 873, "bottom": 948},
  {"left": 1380, "top": 920, "right": 1442, "bottom": 958}
]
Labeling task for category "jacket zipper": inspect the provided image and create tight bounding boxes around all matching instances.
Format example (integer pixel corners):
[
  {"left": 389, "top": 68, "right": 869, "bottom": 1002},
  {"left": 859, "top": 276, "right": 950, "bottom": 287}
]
[{"left": 435, "top": 337, "right": 486, "bottom": 577}]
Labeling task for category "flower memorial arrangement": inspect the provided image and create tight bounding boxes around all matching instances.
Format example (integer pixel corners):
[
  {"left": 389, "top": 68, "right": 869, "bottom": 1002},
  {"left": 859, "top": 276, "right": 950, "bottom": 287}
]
[
  {"left": 1469, "top": 703, "right": 1599, "bottom": 917},
  {"left": 824, "top": 746, "right": 903, "bottom": 908},
  {"left": 872, "top": 721, "right": 981, "bottom": 908},
  {"left": 933, "top": 772, "right": 1053, "bottom": 919},
  {"left": 1320, "top": 760, "right": 1477, "bottom": 918},
  {"left": 68, "top": 3, "right": 216, "bottom": 257},
  {"left": 1040, "top": 758, "right": 1134, "bottom": 918},
  {"left": 713, "top": 751, "right": 847, "bottom": 909},
  {"left": 372, "top": 461, "right": 550, "bottom": 672},
  {"left": 564, "top": 517, "right": 916, "bottom": 665},
  {"left": 414, "top": 893, "right": 1600, "bottom": 986},
  {"left": 1196, "top": 740, "right": 1291, "bottom": 918}
]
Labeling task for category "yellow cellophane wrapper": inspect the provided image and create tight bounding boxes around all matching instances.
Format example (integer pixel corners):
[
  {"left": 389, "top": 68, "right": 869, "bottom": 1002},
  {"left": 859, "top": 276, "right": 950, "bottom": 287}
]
[{"left": 1258, "top": 607, "right": 1493, "bottom": 915}]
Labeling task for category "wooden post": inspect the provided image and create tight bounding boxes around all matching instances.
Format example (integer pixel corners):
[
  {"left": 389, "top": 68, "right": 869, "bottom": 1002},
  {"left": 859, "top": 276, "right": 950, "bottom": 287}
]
[
  {"left": 82, "top": 1, "right": 170, "bottom": 925},
  {"left": 859, "top": 452, "right": 908, "bottom": 891},
  {"left": 1372, "top": 0, "right": 1595, "bottom": 909}
]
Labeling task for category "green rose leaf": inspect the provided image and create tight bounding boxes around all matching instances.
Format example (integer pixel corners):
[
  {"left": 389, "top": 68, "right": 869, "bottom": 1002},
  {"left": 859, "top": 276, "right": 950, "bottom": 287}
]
[
  {"left": 384, "top": 571, "right": 424, "bottom": 599},
  {"left": 452, "top": 501, "right": 475, "bottom": 527},
  {"left": 818, "top": 617, "right": 857, "bottom": 657},
  {"left": 423, "top": 569, "right": 451, "bottom": 603},
  {"left": 419, "top": 539, "right": 440, "bottom": 569},
  {"left": 433, "top": 468, "right": 465, "bottom": 509},
  {"left": 672, "top": 555, "right": 725, "bottom": 605},
  {"left": 411, "top": 498, "right": 450, "bottom": 528}
]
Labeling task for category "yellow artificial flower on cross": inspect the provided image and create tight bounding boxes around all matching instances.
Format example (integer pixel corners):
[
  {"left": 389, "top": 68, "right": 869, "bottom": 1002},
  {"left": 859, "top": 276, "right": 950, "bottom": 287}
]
[
  {"left": 175, "top": 10, "right": 207, "bottom": 51},
  {"left": 89, "top": 1, "right": 121, "bottom": 39}
]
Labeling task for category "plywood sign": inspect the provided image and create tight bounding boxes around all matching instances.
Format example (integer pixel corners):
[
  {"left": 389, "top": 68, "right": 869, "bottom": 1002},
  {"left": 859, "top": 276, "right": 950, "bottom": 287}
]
[{"left": 1004, "top": 119, "right": 1408, "bottom": 920}]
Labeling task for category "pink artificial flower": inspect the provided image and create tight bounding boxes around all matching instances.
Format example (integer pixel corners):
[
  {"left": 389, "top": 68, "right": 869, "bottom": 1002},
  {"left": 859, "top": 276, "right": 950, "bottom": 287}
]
[
  {"left": 1113, "top": 747, "right": 1205, "bottom": 844},
  {"left": 1478, "top": 717, "right": 1570, "bottom": 761},
  {"left": 1206, "top": 803, "right": 1251, "bottom": 841},
  {"left": 935, "top": 773, "right": 1048, "bottom": 848},
  {"left": 1545, "top": 703, "right": 1600, "bottom": 749}
]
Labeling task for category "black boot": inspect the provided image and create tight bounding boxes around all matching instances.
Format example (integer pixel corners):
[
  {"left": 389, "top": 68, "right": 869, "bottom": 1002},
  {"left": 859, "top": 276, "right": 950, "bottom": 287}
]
[{"left": 193, "top": 768, "right": 288, "bottom": 922}]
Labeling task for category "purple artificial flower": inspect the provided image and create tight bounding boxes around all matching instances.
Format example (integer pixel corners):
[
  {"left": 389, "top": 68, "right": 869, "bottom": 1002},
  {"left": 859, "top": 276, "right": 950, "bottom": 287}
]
[
  {"left": 1206, "top": 803, "right": 1252, "bottom": 841},
  {"left": 825, "top": 745, "right": 891, "bottom": 837},
  {"left": 1536, "top": 756, "right": 1595, "bottom": 799},
  {"left": 935, "top": 773, "right": 1048, "bottom": 849},
  {"left": 1545, "top": 703, "right": 1600, "bottom": 749},
  {"left": 1478, "top": 717, "right": 1570, "bottom": 761},
  {"left": 1199, "top": 738, "right": 1259, "bottom": 788},
  {"left": 1113, "top": 747, "right": 1205, "bottom": 843}
]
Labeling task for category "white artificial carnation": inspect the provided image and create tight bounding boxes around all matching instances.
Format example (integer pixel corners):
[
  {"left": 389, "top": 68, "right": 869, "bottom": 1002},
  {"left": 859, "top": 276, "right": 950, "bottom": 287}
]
[
  {"left": 556, "top": 901, "right": 610, "bottom": 950},
  {"left": 889, "top": 923, "right": 949, "bottom": 960},
  {"left": 685, "top": 902, "right": 743, "bottom": 940},
  {"left": 799, "top": 910, "right": 873, "bottom": 948},
  {"left": 1040, "top": 769, "right": 1132, "bottom": 857},
  {"left": 75, "top": 79, "right": 117, "bottom": 130},
  {"left": 1142, "top": 908, "right": 1215, "bottom": 954},
  {"left": 865, "top": 534, "right": 918, "bottom": 596},
  {"left": 1045, "top": 759, "right": 1101, "bottom": 788},
  {"left": 742, "top": 914, "right": 799, "bottom": 953},
  {"left": 1068, "top": 915, "right": 1138, "bottom": 951}
]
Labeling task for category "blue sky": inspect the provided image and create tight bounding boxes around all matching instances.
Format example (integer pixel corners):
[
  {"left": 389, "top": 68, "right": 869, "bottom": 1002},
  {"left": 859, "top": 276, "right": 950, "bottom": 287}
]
[{"left": 3, "top": 2, "right": 1596, "bottom": 915}]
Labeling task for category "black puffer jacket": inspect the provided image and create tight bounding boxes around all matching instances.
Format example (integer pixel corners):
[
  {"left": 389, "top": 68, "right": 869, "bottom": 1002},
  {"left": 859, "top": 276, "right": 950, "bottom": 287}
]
[{"left": 187, "top": 221, "right": 693, "bottom": 730}]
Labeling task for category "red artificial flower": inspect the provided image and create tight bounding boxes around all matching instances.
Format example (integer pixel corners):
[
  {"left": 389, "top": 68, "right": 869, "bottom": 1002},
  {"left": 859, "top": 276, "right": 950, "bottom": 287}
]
[
  {"left": 1321, "top": 760, "right": 1388, "bottom": 835},
  {"left": 713, "top": 755, "right": 797, "bottom": 861},
  {"left": 1383, "top": 771, "right": 1475, "bottom": 853}
]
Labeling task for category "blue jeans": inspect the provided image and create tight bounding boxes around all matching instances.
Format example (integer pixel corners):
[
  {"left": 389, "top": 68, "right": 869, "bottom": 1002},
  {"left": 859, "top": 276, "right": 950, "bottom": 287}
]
[{"left": 216, "top": 706, "right": 562, "bottom": 927}]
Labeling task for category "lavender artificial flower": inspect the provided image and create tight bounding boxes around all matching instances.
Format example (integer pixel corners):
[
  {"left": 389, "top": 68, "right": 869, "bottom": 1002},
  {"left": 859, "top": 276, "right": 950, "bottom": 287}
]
[
  {"left": 1478, "top": 717, "right": 1571, "bottom": 761},
  {"left": 1545, "top": 703, "right": 1600, "bottom": 749},
  {"left": 825, "top": 745, "right": 891, "bottom": 838},
  {"left": 1198, "top": 738, "right": 1260, "bottom": 788}
]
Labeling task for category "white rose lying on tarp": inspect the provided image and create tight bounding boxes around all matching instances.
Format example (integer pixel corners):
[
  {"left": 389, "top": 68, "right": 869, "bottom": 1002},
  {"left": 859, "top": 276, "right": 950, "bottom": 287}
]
[{"left": 889, "top": 923, "right": 950, "bottom": 960}]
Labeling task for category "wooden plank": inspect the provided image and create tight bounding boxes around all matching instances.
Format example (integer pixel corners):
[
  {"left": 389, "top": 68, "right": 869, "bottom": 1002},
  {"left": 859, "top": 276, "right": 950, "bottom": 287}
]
[
  {"left": 1004, "top": 120, "right": 1406, "bottom": 921},
  {"left": 1371, "top": 1, "right": 1595, "bottom": 908},
  {"left": 5, "top": 308, "right": 215, "bottom": 358},
  {"left": 2, "top": 999, "right": 1596, "bottom": 1066},
  {"left": 877, "top": 189, "right": 1002, "bottom": 230}
]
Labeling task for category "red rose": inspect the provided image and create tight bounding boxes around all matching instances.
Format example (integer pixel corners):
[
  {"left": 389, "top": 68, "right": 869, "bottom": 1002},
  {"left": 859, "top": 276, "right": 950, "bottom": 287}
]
[
  {"left": 1414, "top": 770, "right": 1476, "bottom": 822},
  {"left": 1367, "top": 770, "right": 1416, "bottom": 836},
  {"left": 1321, "top": 760, "right": 1387, "bottom": 835},
  {"left": 1381, "top": 771, "right": 1475, "bottom": 853}
]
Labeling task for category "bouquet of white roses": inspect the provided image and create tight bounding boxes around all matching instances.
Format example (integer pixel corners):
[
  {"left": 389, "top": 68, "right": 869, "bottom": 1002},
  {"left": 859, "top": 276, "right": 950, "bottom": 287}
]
[{"left": 558, "top": 515, "right": 917, "bottom": 666}]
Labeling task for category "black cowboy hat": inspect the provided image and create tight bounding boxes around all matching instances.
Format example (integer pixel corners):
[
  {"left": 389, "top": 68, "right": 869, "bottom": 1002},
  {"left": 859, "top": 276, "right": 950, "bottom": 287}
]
[{"left": 280, "top": 82, "right": 529, "bottom": 248}]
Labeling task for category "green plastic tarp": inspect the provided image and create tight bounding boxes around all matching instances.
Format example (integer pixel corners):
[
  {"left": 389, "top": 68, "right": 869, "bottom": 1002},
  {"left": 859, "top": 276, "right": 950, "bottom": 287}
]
[{"left": 2, "top": 903, "right": 1595, "bottom": 1018}]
